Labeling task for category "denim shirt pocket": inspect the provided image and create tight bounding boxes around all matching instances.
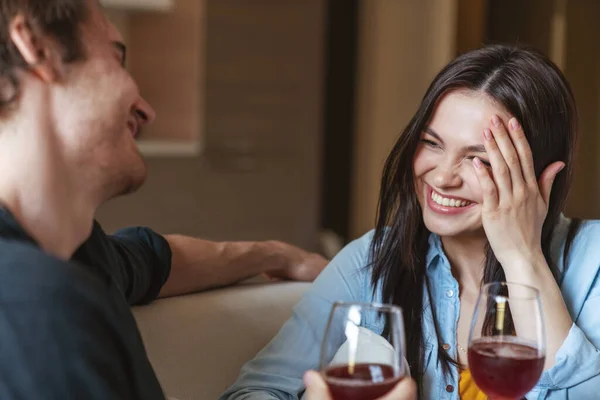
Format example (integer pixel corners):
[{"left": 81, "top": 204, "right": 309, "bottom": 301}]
[
  {"left": 421, "top": 340, "right": 440, "bottom": 399},
  {"left": 420, "top": 299, "right": 440, "bottom": 395},
  {"left": 423, "top": 340, "right": 436, "bottom": 371},
  {"left": 421, "top": 301, "right": 437, "bottom": 368}
]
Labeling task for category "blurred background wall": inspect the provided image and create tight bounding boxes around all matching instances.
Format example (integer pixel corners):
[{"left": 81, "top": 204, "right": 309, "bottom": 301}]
[
  {"left": 99, "top": 0, "right": 600, "bottom": 251},
  {"left": 99, "top": 0, "right": 325, "bottom": 252}
]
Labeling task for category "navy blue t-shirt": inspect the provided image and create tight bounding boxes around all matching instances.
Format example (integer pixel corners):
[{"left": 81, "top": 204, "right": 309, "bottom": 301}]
[{"left": 0, "top": 208, "right": 172, "bottom": 399}]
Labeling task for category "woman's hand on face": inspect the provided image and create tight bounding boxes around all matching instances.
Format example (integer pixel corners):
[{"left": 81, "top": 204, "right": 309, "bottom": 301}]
[
  {"left": 472, "top": 115, "right": 565, "bottom": 270},
  {"left": 303, "top": 371, "right": 417, "bottom": 400}
]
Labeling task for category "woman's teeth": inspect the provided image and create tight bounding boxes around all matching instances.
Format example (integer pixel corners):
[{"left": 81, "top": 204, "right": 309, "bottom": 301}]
[{"left": 431, "top": 191, "right": 472, "bottom": 207}]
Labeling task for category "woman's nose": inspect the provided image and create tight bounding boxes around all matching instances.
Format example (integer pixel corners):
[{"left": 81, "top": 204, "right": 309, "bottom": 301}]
[{"left": 432, "top": 162, "right": 462, "bottom": 189}]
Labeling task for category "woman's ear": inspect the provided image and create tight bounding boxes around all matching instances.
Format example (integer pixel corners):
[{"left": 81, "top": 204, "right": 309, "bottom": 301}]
[{"left": 9, "top": 14, "right": 59, "bottom": 82}]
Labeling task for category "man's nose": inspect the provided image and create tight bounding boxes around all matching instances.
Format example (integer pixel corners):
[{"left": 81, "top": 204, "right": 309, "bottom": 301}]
[{"left": 135, "top": 96, "right": 156, "bottom": 126}]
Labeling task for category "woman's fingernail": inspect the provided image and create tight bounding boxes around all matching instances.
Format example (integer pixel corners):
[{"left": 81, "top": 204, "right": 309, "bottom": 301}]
[
  {"left": 473, "top": 157, "right": 483, "bottom": 168},
  {"left": 491, "top": 115, "right": 501, "bottom": 127},
  {"left": 483, "top": 129, "right": 492, "bottom": 141},
  {"left": 509, "top": 118, "right": 520, "bottom": 130}
]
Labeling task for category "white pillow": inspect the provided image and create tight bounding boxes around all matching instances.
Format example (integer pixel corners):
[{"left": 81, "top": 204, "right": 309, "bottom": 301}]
[{"left": 329, "top": 327, "right": 410, "bottom": 376}]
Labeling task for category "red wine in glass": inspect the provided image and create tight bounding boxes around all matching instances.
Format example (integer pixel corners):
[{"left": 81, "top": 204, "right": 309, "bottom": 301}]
[
  {"left": 468, "top": 338, "right": 545, "bottom": 399},
  {"left": 320, "top": 303, "right": 406, "bottom": 400},
  {"left": 324, "top": 363, "right": 401, "bottom": 400},
  {"left": 468, "top": 282, "right": 546, "bottom": 399}
]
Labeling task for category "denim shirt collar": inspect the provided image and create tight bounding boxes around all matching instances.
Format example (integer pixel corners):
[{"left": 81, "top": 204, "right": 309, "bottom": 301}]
[{"left": 426, "top": 233, "right": 444, "bottom": 270}]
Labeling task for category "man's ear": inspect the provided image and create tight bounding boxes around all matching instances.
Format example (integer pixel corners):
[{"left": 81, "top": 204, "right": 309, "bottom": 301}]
[{"left": 9, "top": 14, "right": 58, "bottom": 82}]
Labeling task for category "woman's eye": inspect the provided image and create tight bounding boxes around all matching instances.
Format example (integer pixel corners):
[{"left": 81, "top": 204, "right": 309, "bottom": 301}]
[
  {"left": 467, "top": 156, "right": 491, "bottom": 167},
  {"left": 420, "top": 139, "right": 439, "bottom": 148}
]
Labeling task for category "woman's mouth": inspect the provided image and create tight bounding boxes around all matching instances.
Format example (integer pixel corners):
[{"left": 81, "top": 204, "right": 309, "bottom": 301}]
[
  {"left": 430, "top": 190, "right": 472, "bottom": 207},
  {"left": 426, "top": 186, "right": 476, "bottom": 214}
]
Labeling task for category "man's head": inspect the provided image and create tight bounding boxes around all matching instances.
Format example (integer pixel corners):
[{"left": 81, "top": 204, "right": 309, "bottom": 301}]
[{"left": 0, "top": 0, "right": 155, "bottom": 202}]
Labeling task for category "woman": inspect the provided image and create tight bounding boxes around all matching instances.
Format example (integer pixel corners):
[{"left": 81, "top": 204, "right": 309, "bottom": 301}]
[{"left": 220, "top": 45, "right": 600, "bottom": 399}]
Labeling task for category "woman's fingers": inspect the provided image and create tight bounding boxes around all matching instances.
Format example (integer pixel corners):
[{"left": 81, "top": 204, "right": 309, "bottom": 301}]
[{"left": 473, "top": 156, "right": 499, "bottom": 211}]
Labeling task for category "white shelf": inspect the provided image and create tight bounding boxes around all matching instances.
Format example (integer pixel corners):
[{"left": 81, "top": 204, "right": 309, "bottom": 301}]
[
  {"left": 100, "top": 0, "right": 174, "bottom": 12},
  {"left": 136, "top": 140, "right": 202, "bottom": 157}
]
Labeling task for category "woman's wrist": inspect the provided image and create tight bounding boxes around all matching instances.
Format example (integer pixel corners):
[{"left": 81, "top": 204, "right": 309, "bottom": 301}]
[{"left": 500, "top": 249, "right": 549, "bottom": 287}]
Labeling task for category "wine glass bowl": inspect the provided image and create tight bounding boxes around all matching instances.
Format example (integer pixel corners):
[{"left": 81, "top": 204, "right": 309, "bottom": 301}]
[
  {"left": 319, "top": 302, "right": 406, "bottom": 400},
  {"left": 467, "top": 282, "right": 546, "bottom": 399}
]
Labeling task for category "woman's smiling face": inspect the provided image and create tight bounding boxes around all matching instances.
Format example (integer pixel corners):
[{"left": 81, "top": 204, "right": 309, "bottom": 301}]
[{"left": 413, "top": 89, "right": 514, "bottom": 238}]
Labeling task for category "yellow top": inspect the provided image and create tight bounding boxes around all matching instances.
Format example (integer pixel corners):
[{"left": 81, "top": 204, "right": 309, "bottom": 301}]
[{"left": 459, "top": 369, "right": 487, "bottom": 400}]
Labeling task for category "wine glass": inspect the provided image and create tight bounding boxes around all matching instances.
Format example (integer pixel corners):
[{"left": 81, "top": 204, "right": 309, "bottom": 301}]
[
  {"left": 319, "top": 302, "right": 407, "bottom": 400},
  {"left": 468, "top": 282, "right": 546, "bottom": 399}
]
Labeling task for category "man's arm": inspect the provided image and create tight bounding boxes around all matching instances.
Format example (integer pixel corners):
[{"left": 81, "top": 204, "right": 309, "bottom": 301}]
[{"left": 159, "top": 234, "right": 328, "bottom": 298}]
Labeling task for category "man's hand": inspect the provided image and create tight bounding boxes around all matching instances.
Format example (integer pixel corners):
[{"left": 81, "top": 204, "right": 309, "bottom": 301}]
[
  {"left": 303, "top": 371, "right": 417, "bottom": 400},
  {"left": 263, "top": 241, "right": 328, "bottom": 282}
]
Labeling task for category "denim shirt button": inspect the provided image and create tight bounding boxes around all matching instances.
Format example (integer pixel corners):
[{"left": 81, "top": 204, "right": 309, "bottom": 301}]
[
  {"left": 445, "top": 289, "right": 454, "bottom": 298},
  {"left": 446, "top": 384, "right": 455, "bottom": 392}
]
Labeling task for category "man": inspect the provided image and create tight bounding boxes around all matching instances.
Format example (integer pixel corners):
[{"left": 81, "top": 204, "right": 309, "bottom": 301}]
[{"left": 0, "top": 0, "right": 326, "bottom": 398}]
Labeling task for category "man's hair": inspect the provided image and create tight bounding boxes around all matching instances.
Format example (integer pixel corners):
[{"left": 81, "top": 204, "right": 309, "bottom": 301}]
[{"left": 0, "top": 0, "right": 90, "bottom": 112}]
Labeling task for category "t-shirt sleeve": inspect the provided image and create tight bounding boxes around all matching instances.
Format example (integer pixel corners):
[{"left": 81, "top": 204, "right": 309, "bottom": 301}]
[
  {"left": 109, "top": 226, "right": 172, "bottom": 305},
  {"left": 0, "top": 250, "right": 146, "bottom": 399}
]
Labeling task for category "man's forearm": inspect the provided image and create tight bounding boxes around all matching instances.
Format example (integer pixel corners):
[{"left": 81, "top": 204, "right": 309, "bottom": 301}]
[{"left": 158, "top": 234, "right": 287, "bottom": 298}]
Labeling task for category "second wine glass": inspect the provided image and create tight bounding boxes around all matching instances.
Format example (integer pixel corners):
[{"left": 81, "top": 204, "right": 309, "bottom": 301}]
[{"left": 468, "top": 282, "right": 546, "bottom": 400}]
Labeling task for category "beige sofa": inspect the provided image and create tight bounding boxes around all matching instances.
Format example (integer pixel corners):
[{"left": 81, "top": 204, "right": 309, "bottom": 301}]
[{"left": 133, "top": 280, "right": 311, "bottom": 400}]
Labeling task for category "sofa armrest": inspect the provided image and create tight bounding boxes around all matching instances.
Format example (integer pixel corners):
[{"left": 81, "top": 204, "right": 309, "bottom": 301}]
[{"left": 133, "top": 281, "right": 310, "bottom": 400}]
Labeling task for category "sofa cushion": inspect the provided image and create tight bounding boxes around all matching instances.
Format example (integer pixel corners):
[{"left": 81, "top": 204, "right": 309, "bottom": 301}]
[{"left": 133, "top": 281, "right": 310, "bottom": 400}]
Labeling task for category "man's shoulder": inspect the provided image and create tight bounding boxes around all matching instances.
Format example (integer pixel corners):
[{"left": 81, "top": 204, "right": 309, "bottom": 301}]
[
  {"left": 0, "top": 242, "right": 162, "bottom": 400},
  {"left": 0, "top": 239, "right": 108, "bottom": 304}
]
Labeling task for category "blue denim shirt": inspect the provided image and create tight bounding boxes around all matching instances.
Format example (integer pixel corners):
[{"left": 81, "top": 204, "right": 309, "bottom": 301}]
[{"left": 220, "top": 216, "right": 600, "bottom": 399}]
